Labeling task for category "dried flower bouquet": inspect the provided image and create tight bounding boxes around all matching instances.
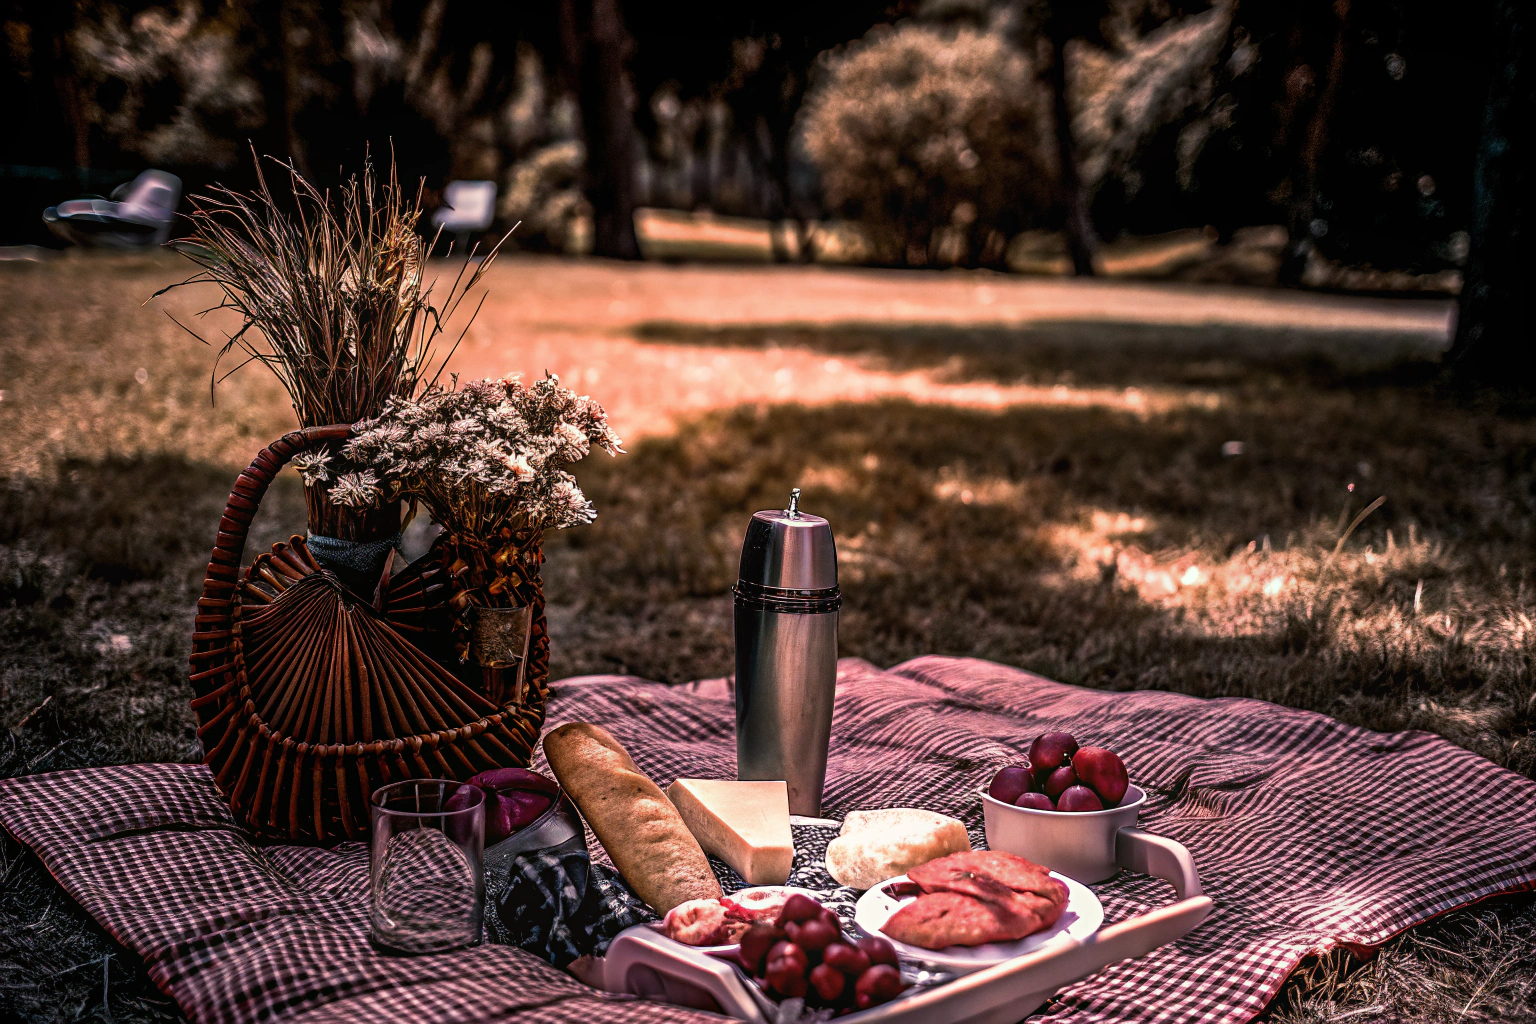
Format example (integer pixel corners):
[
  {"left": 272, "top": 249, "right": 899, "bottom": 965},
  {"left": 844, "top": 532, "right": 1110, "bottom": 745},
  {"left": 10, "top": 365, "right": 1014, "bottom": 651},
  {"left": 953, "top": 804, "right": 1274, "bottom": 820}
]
[
  {"left": 318, "top": 374, "right": 622, "bottom": 682},
  {"left": 160, "top": 153, "right": 502, "bottom": 567}
]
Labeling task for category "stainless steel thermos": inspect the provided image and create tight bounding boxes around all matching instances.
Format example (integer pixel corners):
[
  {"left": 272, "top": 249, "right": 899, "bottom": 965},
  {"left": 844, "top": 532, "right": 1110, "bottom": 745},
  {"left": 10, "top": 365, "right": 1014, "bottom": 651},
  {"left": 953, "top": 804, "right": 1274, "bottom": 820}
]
[{"left": 733, "top": 488, "right": 840, "bottom": 816}]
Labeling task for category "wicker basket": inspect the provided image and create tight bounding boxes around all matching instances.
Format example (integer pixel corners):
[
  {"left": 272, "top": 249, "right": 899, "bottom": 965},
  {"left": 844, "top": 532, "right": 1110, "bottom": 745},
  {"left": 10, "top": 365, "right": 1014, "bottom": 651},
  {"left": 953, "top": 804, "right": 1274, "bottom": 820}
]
[{"left": 188, "top": 425, "right": 550, "bottom": 845}]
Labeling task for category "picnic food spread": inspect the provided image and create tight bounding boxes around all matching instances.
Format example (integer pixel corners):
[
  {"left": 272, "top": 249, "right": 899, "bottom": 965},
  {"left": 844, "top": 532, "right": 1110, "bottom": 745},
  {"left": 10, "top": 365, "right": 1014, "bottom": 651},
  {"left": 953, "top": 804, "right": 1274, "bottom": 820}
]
[
  {"left": 880, "top": 851, "right": 1069, "bottom": 950},
  {"left": 666, "top": 778, "right": 793, "bottom": 885},
  {"left": 543, "top": 721, "right": 723, "bottom": 913},
  {"left": 825, "top": 807, "right": 973, "bottom": 890},
  {"left": 989, "top": 732, "right": 1130, "bottom": 812}
]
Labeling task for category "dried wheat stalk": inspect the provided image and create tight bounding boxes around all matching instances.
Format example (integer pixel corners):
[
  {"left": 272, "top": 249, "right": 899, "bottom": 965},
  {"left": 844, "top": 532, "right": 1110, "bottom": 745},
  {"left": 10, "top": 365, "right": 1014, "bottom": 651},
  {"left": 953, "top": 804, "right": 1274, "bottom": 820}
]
[{"left": 158, "top": 150, "right": 506, "bottom": 427}]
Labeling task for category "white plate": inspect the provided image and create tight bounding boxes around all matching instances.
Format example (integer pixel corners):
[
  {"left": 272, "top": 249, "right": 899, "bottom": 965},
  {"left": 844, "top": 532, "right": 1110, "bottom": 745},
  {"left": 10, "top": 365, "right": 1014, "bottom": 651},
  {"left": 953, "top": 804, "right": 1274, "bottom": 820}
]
[
  {"left": 650, "top": 885, "right": 824, "bottom": 954},
  {"left": 854, "top": 872, "right": 1102, "bottom": 974}
]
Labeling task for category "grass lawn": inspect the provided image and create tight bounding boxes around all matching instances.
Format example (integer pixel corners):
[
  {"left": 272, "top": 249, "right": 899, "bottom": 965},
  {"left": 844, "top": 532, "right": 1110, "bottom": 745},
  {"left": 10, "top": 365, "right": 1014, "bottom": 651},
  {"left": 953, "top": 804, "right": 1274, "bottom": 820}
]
[{"left": 0, "top": 252, "right": 1531, "bottom": 1022}]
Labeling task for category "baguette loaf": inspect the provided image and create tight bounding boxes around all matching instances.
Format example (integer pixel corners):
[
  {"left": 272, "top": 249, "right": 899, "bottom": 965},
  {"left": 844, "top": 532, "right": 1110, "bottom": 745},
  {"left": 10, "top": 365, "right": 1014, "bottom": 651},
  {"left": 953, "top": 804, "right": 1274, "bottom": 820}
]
[{"left": 543, "top": 722, "right": 723, "bottom": 914}]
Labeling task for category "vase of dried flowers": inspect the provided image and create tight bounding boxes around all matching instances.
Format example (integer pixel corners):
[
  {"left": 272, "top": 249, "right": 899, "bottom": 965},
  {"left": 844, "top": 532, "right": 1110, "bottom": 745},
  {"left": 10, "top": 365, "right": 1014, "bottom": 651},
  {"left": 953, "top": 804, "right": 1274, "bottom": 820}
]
[
  {"left": 162, "top": 153, "right": 501, "bottom": 596},
  {"left": 331, "top": 373, "right": 623, "bottom": 704}
]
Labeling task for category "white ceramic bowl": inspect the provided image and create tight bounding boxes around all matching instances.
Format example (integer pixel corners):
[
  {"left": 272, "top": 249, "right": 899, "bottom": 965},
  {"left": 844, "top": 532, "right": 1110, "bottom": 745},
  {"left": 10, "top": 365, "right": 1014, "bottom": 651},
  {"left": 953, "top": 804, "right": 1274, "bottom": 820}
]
[{"left": 980, "top": 783, "right": 1147, "bottom": 884}]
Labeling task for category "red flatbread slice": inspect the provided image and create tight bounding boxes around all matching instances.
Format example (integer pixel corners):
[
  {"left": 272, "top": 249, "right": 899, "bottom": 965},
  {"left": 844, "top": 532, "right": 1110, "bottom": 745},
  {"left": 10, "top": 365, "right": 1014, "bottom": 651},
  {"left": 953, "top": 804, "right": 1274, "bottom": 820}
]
[
  {"left": 910, "top": 850, "right": 1067, "bottom": 906},
  {"left": 886, "top": 850, "right": 1069, "bottom": 948},
  {"left": 882, "top": 891, "right": 1037, "bottom": 950}
]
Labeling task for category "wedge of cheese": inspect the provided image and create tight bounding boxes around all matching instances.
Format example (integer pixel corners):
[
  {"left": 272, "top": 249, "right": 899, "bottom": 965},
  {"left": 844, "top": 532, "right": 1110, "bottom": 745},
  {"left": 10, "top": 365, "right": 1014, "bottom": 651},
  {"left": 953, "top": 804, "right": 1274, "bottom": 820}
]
[{"left": 666, "top": 779, "right": 793, "bottom": 885}]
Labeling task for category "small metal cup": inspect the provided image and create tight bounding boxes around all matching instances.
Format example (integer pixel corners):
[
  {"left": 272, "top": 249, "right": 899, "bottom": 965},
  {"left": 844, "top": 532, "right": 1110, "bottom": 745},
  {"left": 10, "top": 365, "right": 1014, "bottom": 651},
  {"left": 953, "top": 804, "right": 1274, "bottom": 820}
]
[{"left": 734, "top": 489, "right": 840, "bottom": 816}]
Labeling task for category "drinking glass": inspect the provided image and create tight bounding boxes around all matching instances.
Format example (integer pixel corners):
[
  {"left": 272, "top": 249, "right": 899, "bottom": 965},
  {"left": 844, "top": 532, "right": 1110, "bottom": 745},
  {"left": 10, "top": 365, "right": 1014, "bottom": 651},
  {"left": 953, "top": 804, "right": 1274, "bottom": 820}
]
[{"left": 369, "top": 779, "right": 485, "bottom": 953}]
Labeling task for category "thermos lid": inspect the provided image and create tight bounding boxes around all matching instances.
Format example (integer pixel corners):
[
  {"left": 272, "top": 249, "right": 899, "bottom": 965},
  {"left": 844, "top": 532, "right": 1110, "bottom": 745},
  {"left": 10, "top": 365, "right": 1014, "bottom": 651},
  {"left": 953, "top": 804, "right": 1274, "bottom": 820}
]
[{"left": 737, "top": 488, "right": 838, "bottom": 593}]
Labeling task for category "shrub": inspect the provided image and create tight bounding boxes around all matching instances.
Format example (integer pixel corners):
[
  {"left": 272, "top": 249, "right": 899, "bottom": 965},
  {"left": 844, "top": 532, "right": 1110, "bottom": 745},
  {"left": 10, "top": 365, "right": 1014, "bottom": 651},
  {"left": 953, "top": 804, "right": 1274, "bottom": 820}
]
[{"left": 796, "top": 22, "right": 1054, "bottom": 267}]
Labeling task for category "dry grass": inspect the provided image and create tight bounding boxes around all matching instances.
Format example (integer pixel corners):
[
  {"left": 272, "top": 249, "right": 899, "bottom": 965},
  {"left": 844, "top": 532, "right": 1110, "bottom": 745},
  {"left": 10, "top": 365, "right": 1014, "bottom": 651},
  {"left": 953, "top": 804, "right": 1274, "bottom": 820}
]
[
  {"left": 165, "top": 155, "right": 499, "bottom": 428},
  {"left": 0, "top": 254, "right": 1530, "bottom": 1023}
]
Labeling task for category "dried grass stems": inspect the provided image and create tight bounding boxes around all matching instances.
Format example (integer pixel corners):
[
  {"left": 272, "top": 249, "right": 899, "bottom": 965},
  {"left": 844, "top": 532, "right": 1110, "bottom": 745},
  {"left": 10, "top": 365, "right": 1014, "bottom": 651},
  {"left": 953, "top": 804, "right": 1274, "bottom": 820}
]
[{"left": 158, "top": 152, "right": 506, "bottom": 427}]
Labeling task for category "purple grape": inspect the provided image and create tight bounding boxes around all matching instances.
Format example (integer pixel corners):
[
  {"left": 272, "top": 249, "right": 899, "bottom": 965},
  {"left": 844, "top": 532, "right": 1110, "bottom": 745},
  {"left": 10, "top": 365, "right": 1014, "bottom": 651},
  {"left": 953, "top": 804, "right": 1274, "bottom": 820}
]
[
  {"left": 778, "top": 893, "right": 823, "bottom": 925},
  {"left": 988, "top": 765, "right": 1034, "bottom": 803},
  {"left": 1028, "top": 732, "right": 1079, "bottom": 783},
  {"left": 809, "top": 963, "right": 846, "bottom": 1002},
  {"left": 1014, "top": 791, "right": 1055, "bottom": 811},
  {"left": 795, "top": 918, "right": 839, "bottom": 954},
  {"left": 858, "top": 935, "right": 899, "bottom": 967},
  {"left": 823, "top": 941, "right": 870, "bottom": 976},
  {"left": 1043, "top": 764, "right": 1079, "bottom": 800},
  {"left": 1058, "top": 785, "right": 1105, "bottom": 812},
  {"left": 739, "top": 923, "right": 784, "bottom": 974},
  {"left": 855, "top": 964, "right": 904, "bottom": 1009}
]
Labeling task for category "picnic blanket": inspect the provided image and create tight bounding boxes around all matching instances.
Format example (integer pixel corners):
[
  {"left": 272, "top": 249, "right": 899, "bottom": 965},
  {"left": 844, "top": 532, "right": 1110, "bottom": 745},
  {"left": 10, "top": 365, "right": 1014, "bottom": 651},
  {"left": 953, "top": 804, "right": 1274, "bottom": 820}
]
[{"left": 2, "top": 655, "right": 1533, "bottom": 1024}]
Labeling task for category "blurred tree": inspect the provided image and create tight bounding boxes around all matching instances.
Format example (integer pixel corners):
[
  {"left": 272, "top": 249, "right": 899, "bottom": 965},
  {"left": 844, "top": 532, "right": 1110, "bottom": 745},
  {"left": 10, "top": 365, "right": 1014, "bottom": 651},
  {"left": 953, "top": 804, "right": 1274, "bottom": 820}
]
[
  {"left": 625, "top": 4, "right": 911, "bottom": 261},
  {"left": 1277, "top": 0, "right": 1352, "bottom": 286},
  {"left": 1019, "top": 0, "right": 1112, "bottom": 276},
  {"left": 559, "top": 0, "right": 639, "bottom": 259},
  {"left": 1447, "top": 0, "right": 1533, "bottom": 384},
  {"left": 798, "top": 20, "right": 1054, "bottom": 267}
]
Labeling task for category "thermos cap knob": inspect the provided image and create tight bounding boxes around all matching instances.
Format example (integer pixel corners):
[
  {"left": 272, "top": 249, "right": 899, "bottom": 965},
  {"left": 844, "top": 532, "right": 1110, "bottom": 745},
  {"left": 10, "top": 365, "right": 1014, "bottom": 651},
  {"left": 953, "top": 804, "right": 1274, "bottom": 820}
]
[{"left": 737, "top": 489, "right": 838, "bottom": 592}]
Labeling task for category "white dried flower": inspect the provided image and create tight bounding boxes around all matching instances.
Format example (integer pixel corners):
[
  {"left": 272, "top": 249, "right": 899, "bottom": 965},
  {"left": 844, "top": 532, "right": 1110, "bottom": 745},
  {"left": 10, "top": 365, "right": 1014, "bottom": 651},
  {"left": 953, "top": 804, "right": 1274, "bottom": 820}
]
[
  {"left": 329, "top": 470, "right": 382, "bottom": 507},
  {"left": 291, "top": 451, "right": 333, "bottom": 485},
  {"left": 505, "top": 452, "right": 535, "bottom": 482}
]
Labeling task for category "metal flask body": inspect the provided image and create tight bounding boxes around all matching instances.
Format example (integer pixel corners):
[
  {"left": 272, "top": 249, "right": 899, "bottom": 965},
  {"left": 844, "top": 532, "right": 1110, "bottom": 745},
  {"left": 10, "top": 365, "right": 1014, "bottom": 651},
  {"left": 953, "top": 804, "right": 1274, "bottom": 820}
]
[{"left": 733, "top": 490, "right": 840, "bottom": 817}]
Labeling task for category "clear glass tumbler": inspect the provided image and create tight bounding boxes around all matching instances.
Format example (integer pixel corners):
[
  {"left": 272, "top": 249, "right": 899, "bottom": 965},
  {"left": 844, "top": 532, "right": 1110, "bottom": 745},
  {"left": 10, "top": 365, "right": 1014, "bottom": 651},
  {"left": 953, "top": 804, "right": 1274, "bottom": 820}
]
[{"left": 369, "top": 779, "right": 485, "bottom": 954}]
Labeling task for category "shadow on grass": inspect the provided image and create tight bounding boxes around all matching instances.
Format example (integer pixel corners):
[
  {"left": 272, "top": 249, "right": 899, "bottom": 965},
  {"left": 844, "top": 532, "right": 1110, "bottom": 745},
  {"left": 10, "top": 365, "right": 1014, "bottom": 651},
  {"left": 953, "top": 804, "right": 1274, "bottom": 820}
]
[
  {"left": 631, "top": 318, "right": 1451, "bottom": 390},
  {"left": 551, "top": 397, "right": 1535, "bottom": 773}
]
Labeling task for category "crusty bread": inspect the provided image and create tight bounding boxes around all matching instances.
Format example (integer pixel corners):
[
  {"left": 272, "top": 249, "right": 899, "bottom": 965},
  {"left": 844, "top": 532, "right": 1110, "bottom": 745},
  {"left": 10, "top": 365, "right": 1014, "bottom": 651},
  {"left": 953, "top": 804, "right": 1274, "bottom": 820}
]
[{"left": 543, "top": 722, "right": 723, "bottom": 914}]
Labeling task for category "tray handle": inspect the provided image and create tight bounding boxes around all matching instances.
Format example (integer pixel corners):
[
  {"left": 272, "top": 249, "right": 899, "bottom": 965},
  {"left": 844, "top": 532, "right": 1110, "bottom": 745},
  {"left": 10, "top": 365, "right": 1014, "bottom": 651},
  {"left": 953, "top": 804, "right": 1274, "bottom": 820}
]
[
  {"left": 1116, "top": 826, "right": 1203, "bottom": 899},
  {"left": 600, "top": 926, "right": 767, "bottom": 1022}
]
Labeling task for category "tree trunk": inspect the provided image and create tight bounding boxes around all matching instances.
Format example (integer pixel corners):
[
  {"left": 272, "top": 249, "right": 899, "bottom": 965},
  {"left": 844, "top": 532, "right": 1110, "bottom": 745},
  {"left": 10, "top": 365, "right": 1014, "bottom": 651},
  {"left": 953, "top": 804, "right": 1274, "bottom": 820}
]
[
  {"left": 560, "top": 0, "right": 641, "bottom": 260},
  {"left": 1046, "top": 33, "right": 1097, "bottom": 277},
  {"left": 1279, "top": 0, "right": 1352, "bottom": 287},
  {"left": 1447, "top": 0, "right": 1534, "bottom": 384},
  {"left": 277, "top": 0, "right": 310, "bottom": 174}
]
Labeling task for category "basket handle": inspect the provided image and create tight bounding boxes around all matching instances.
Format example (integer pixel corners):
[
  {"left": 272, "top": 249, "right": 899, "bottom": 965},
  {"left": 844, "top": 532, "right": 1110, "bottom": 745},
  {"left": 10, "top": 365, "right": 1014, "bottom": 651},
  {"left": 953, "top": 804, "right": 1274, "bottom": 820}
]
[{"left": 190, "top": 424, "right": 352, "bottom": 700}]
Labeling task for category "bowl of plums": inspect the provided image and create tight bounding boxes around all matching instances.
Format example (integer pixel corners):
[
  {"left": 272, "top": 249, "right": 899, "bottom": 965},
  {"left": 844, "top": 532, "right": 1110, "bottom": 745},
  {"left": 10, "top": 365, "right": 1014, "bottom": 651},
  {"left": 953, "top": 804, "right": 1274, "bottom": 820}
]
[{"left": 980, "top": 731, "right": 1144, "bottom": 883}]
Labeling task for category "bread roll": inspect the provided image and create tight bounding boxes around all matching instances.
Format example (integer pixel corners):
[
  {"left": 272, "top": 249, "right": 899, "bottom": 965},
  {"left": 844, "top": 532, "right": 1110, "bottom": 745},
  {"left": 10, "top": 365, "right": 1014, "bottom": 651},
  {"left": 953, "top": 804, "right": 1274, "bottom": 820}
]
[
  {"left": 825, "top": 807, "right": 972, "bottom": 890},
  {"left": 543, "top": 722, "right": 723, "bottom": 914}
]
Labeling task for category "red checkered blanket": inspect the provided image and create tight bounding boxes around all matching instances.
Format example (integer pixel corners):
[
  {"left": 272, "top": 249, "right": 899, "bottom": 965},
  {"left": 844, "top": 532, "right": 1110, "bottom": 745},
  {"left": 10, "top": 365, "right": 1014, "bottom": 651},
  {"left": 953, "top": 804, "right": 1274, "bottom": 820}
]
[{"left": 2, "top": 656, "right": 1533, "bottom": 1024}]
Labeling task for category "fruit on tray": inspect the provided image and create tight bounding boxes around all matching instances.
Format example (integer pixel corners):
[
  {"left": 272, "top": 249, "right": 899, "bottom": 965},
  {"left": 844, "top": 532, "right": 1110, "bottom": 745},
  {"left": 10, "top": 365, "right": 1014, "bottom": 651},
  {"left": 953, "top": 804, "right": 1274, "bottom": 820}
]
[
  {"left": 987, "top": 765, "right": 1034, "bottom": 804},
  {"left": 1042, "top": 764, "right": 1078, "bottom": 801},
  {"left": 1072, "top": 746, "right": 1129, "bottom": 806},
  {"left": 825, "top": 807, "right": 972, "bottom": 890},
  {"left": 662, "top": 898, "right": 749, "bottom": 946},
  {"left": 880, "top": 850, "right": 1068, "bottom": 951},
  {"left": 989, "top": 734, "right": 1130, "bottom": 811},
  {"left": 1057, "top": 785, "right": 1104, "bottom": 812},
  {"left": 543, "top": 722, "right": 723, "bottom": 913},
  {"left": 722, "top": 887, "right": 796, "bottom": 923},
  {"left": 737, "top": 892, "right": 907, "bottom": 1013},
  {"left": 445, "top": 767, "right": 558, "bottom": 846},
  {"left": 1027, "top": 732, "right": 1079, "bottom": 783},
  {"left": 666, "top": 778, "right": 793, "bottom": 885}
]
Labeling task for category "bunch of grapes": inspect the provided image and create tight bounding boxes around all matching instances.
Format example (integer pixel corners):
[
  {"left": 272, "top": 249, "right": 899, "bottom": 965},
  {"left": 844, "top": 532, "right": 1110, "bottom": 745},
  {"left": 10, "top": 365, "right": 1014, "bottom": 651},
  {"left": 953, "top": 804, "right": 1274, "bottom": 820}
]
[
  {"left": 988, "top": 732, "right": 1129, "bottom": 812},
  {"left": 736, "top": 894, "right": 906, "bottom": 1014}
]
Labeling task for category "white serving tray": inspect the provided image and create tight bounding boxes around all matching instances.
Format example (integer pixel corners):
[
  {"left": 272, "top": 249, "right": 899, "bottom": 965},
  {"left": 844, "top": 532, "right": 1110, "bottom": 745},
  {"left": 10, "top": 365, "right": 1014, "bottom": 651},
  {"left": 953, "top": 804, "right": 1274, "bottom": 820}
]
[{"left": 593, "top": 827, "right": 1213, "bottom": 1024}]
